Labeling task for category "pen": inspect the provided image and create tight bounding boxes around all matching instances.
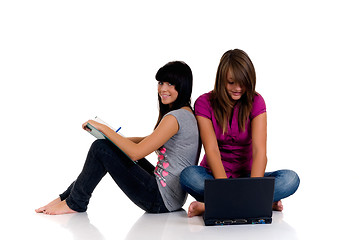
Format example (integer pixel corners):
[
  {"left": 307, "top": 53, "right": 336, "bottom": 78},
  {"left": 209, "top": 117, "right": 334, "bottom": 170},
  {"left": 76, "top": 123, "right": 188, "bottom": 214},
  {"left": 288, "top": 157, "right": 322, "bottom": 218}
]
[{"left": 116, "top": 127, "right": 122, "bottom": 133}]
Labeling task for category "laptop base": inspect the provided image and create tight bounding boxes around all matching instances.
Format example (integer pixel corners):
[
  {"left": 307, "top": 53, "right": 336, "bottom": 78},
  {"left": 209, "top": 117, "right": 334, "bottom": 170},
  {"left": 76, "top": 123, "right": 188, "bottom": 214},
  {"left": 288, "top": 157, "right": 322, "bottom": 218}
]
[{"left": 204, "top": 216, "right": 272, "bottom": 226}]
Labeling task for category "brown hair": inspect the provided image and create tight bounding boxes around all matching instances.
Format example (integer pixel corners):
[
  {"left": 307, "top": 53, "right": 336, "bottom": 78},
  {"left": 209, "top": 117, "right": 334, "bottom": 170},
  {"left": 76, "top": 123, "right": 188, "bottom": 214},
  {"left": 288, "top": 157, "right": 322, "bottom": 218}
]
[{"left": 210, "top": 49, "right": 256, "bottom": 133}]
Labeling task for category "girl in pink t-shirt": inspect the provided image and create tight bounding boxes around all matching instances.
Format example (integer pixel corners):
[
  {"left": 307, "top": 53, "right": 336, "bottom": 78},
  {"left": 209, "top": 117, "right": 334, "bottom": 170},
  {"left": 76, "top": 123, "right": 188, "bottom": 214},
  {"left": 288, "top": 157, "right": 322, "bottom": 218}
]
[{"left": 180, "top": 49, "right": 300, "bottom": 217}]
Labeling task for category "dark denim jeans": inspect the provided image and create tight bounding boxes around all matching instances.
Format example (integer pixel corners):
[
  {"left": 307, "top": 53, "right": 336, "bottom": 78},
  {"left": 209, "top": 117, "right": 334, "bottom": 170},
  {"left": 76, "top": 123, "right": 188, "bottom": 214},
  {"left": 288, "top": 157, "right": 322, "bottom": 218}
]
[
  {"left": 60, "top": 139, "right": 168, "bottom": 213},
  {"left": 180, "top": 165, "right": 300, "bottom": 202}
]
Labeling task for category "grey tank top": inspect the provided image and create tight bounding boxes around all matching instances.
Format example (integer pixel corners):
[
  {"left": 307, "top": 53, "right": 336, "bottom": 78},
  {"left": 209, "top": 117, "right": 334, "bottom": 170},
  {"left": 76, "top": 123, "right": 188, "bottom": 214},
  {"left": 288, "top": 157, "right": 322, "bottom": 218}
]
[{"left": 154, "top": 109, "right": 200, "bottom": 211}]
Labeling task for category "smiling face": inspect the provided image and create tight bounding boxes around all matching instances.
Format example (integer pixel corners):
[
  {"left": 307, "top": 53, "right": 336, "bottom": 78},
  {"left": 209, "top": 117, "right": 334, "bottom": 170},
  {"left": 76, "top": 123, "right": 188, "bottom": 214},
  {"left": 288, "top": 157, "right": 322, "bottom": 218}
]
[
  {"left": 225, "top": 69, "right": 244, "bottom": 101},
  {"left": 158, "top": 81, "right": 178, "bottom": 106}
]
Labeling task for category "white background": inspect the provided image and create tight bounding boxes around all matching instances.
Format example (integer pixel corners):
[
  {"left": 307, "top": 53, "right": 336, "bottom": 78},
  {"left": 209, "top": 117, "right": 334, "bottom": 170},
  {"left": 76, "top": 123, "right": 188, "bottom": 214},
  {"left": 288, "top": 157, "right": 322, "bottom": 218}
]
[{"left": 1, "top": 0, "right": 358, "bottom": 239}]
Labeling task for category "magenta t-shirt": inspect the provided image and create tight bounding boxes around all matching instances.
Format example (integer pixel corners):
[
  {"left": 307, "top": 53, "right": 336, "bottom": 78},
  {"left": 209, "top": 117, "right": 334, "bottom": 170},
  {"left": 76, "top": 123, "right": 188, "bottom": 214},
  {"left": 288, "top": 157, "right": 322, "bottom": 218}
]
[{"left": 194, "top": 92, "right": 266, "bottom": 178}]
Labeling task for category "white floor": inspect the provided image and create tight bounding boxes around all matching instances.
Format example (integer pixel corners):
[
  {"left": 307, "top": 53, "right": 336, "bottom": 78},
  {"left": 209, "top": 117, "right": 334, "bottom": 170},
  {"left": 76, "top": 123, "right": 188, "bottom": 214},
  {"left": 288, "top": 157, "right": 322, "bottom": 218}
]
[{"left": 2, "top": 173, "right": 358, "bottom": 240}]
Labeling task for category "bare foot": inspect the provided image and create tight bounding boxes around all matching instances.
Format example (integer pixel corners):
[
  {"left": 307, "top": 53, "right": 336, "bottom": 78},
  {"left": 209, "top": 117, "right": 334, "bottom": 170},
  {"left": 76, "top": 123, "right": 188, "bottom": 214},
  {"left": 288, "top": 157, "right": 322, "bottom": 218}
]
[
  {"left": 43, "top": 200, "right": 77, "bottom": 215},
  {"left": 35, "top": 197, "right": 62, "bottom": 213},
  {"left": 272, "top": 200, "right": 283, "bottom": 211},
  {"left": 187, "top": 201, "right": 205, "bottom": 217}
]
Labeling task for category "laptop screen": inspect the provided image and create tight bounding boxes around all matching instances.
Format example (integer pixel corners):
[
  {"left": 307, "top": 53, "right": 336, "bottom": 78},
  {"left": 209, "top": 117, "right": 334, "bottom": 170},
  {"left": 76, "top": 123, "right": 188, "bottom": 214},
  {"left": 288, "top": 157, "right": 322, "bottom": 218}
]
[{"left": 204, "top": 177, "right": 275, "bottom": 225}]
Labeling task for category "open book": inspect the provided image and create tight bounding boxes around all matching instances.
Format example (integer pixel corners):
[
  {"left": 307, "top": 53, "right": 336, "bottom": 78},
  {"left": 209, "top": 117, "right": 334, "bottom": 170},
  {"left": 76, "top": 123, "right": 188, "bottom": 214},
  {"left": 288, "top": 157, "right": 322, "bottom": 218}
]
[
  {"left": 86, "top": 117, "right": 132, "bottom": 160},
  {"left": 86, "top": 116, "right": 124, "bottom": 139}
]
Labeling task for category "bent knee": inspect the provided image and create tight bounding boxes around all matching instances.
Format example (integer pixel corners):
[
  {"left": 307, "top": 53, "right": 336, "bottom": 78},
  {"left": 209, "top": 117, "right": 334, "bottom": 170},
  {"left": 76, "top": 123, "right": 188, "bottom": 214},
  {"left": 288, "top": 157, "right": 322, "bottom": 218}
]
[
  {"left": 91, "top": 139, "right": 108, "bottom": 148},
  {"left": 90, "top": 139, "right": 113, "bottom": 152},
  {"left": 286, "top": 170, "right": 300, "bottom": 188},
  {"left": 180, "top": 166, "right": 195, "bottom": 188},
  {"left": 180, "top": 166, "right": 198, "bottom": 180},
  {"left": 280, "top": 169, "right": 300, "bottom": 193},
  {"left": 89, "top": 139, "right": 115, "bottom": 157},
  {"left": 180, "top": 166, "right": 205, "bottom": 191}
]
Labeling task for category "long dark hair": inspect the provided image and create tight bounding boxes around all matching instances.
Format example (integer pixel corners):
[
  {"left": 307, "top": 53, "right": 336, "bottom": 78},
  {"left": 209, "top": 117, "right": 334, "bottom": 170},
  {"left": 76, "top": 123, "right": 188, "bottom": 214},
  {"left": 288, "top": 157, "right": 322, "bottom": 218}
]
[
  {"left": 211, "top": 49, "right": 256, "bottom": 133},
  {"left": 154, "top": 61, "right": 193, "bottom": 129}
]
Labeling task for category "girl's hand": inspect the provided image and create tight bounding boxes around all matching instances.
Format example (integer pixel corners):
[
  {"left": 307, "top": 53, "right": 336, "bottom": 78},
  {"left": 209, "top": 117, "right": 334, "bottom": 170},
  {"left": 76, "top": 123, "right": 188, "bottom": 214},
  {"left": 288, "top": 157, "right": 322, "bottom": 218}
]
[
  {"left": 82, "top": 121, "right": 91, "bottom": 132},
  {"left": 82, "top": 120, "right": 106, "bottom": 132}
]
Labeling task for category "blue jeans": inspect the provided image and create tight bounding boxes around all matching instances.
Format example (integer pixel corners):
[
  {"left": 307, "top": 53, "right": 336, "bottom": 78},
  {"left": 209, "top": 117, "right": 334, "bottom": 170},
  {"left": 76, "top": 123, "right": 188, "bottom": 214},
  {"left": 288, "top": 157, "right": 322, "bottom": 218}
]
[
  {"left": 59, "top": 139, "right": 168, "bottom": 213},
  {"left": 180, "top": 166, "right": 300, "bottom": 202}
]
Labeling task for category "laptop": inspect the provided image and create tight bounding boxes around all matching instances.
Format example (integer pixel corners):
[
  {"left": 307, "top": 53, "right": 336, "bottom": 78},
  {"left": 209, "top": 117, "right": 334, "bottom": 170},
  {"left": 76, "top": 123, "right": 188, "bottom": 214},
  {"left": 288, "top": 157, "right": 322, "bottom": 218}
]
[{"left": 203, "top": 177, "right": 275, "bottom": 226}]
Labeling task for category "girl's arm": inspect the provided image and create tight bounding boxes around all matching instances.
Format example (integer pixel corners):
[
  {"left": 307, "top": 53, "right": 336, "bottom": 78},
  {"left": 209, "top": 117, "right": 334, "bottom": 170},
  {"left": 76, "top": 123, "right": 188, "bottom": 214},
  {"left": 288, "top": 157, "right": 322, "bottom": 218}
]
[
  {"left": 127, "top": 137, "right": 146, "bottom": 143},
  {"left": 250, "top": 112, "right": 267, "bottom": 177},
  {"left": 83, "top": 115, "right": 179, "bottom": 161},
  {"left": 196, "top": 116, "right": 227, "bottom": 179}
]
